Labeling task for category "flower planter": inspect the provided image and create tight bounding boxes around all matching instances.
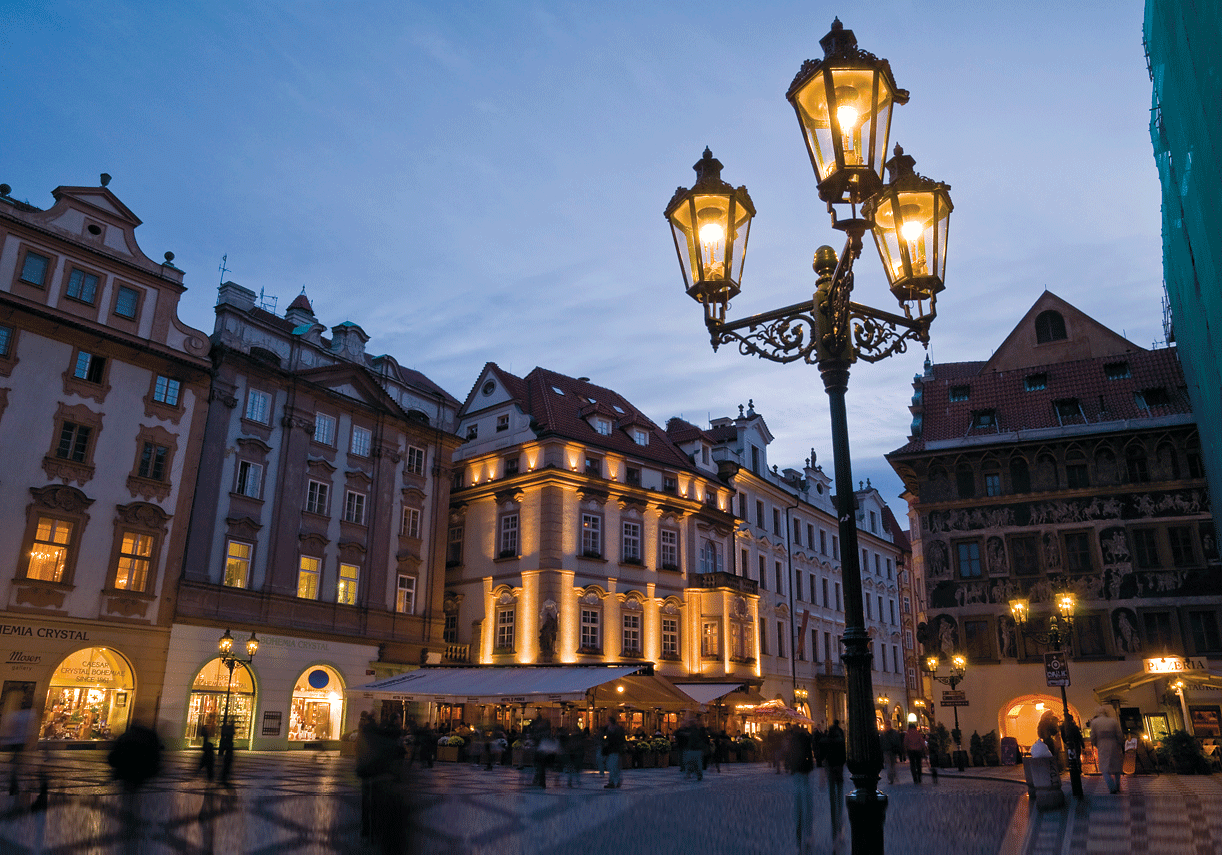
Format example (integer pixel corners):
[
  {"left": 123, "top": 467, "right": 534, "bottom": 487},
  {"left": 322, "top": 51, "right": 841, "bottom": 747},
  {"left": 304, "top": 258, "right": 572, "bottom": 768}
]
[
  {"left": 513, "top": 748, "right": 534, "bottom": 768},
  {"left": 437, "top": 745, "right": 461, "bottom": 763},
  {"left": 656, "top": 752, "right": 670, "bottom": 767},
  {"left": 669, "top": 750, "right": 682, "bottom": 767}
]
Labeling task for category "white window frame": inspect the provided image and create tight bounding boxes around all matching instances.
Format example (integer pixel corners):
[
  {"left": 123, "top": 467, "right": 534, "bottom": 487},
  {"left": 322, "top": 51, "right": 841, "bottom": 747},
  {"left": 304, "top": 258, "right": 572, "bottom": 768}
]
[
  {"left": 659, "top": 528, "right": 679, "bottom": 569},
  {"left": 245, "top": 389, "right": 270, "bottom": 424},
  {"left": 662, "top": 617, "right": 679, "bottom": 657},
  {"left": 337, "top": 562, "right": 359, "bottom": 605},
  {"left": 496, "top": 608, "right": 515, "bottom": 651},
  {"left": 622, "top": 521, "right": 641, "bottom": 563},
  {"left": 622, "top": 612, "right": 641, "bottom": 655},
  {"left": 297, "top": 555, "right": 320, "bottom": 599},
  {"left": 224, "top": 539, "right": 252, "bottom": 588},
  {"left": 701, "top": 620, "right": 720, "bottom": 657},
  {"left": 633, "top": 428, "right": 648, "bottom": 446},
  {"left": 405, "top": 445, "right": 426, "bottom": 475},
  {"left": 153, "top": 375, "right": 181, "bottom": 407},
  {"left": 344, "top": 490, "right": 367, "bottom": 525},
  {"left": 350, "top": 425, "right": 372, "bottom": 457},
  {"left": 499, "top": 512, "right": 519, "bottom": 557},
  {"left": 396, "top": 574, "right": 416, "bottom": 614},
  {"left": 306, "top": 480, "right": 330, "bottom": 515},
  {"left": 581, "top": 513, "right": 602, "bottom": 557},
  {"left": 235, "top": 460, "right": 263, "bottom": 498},
  {"left": 594, "top": 418, "right": 612, "bottom": 435},
  {"left": 580, "top": 608, "right": 601, "bottom": 651},
  {"left": 401, "top": 506, "right": 421, "bottom": 538},
  {"left": 313, "top": 413, "right": 336, "bottom": 446}
]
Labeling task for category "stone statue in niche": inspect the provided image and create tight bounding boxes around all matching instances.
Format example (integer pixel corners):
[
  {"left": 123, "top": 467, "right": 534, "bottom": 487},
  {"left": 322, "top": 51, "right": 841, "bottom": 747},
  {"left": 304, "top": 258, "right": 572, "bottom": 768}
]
[
  {"left": 997, "top": 615, "right": 1017, "bottom": 659},
  {"left": 539, "top": 612, "right": 558, "bottom": 659},
  {"left": 936, "top": 615, "right": 959, "bottom": 659},
  {"left": 986, "top": 537, "right": 1008, "bottom": 576},
  {"left": 926, "top": 540, "right": 949, "bottom": 580},
  {"left": 1112, "top": 608, "right": 1141, "bottom": 655},
  {"left": 1043, "top": 532, "right": 1061, "bottom": 569}
]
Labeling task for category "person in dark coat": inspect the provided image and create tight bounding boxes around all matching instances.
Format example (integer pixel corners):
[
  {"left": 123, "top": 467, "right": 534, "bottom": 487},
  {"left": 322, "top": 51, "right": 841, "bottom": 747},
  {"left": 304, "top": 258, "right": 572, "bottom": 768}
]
[
  {"left": 218, "top": 720, "right": 236, "bottom": 786},
  {"left": 198, "top": 725, "right": 216, "bottom": 782},
  {"left": 820, "top": 722, "right": 846, "bottom": 842},
  {"left": 108, "top": 723, "right": 162, "bottom": 791},
  {"left": 787, "top": 725, "right": 816, "bottom": 852}
]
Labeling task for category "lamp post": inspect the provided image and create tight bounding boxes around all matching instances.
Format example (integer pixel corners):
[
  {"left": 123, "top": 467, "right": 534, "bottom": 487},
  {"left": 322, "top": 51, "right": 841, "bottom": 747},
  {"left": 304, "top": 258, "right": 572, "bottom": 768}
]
[
  {"left": 217, "top": 628, "right": 259, "bottom": 729},
  {"left": 663, "top": 19, "right": 952, "bottom": 855},
  {"left": 1009, "top": 592, "right": 1083, "bottom": 799},
  {"left": 923, "top": 653, "right": 968, "bottom": 771}
]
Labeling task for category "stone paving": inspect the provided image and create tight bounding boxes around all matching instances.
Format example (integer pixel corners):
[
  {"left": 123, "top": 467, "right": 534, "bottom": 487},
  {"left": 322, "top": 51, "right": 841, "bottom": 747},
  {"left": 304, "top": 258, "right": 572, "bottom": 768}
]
[{"left": 0, "top": 750, "right": 1219, "bottom": 854}]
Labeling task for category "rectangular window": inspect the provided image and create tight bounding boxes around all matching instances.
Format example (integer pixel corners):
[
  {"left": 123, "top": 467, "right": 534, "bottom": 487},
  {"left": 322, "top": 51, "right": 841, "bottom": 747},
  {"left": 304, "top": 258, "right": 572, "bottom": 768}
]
[
  {"left": 1075, "top": 614, "right": 1108, "bottom": 656},
  {"left": 793, "top": 518, "right": 802, "bottom": 546},
  {"left": 38, "top": 423, "right": 78, "bottom": 472},
  {"left": 447, "top": 525, "right": 464, "bottom": 565},
  {"left": 224, "top": 540, "right": 252, "bottom": 588},
  {"left": 114, "top": 532, "right": 153, "bottom": 592},
  {"left": 622, "top": 521, "right": 641, "bottom": 563},
  {"left": 1169, "top": 526, "right": 1195, "bottom": 567},
  {"left": 824, "top": 632, "right": 832, "bottom": 664},
  {"left": 153, "top": 375, "right": 181, "bottom": 407},
  {"left": 626, "top": 466, "right": 641, "bottom": 486},
  {"left": 405, "top": 446, "right": 426, "bottom": 475},
  {"left": 1064, "top": 532, "right": 1092, "bottom": 572},
  {"left": 297, "top": 556, "right": 320, "bottom": 599},
  {"left": 949, "top": 385, "right": 970, "bottom": 402},
  {"left": 890, "top": 599, "right": 896, "bottom": 624},
  {"left": 73, "top": 351, "right": 106, "bottom": 383},
  {"left": 886, "top": 558, "right": 893, "bottom": 579},
  {"left": 835, "top": 582, "right": 842, "bottom": 611},
  {"left": 313, "top": 413, "right": 336, "bottom": 446},
  {"left": 813, "top": 629, "right": 820, "bottom": 662},
  {"left": 758, "top": 555, "right": 767, "bottom": 589},
  {"left": 1024, "top": 373, "right": 1048, "bottom": 391},
  {"left": 702, "top": 620, "right": 720, "bottom": 657},
  {"left": 822, "top": 578, "right": 829, "bottom": 608},
  {"left": 862, "top": 549, "right": 869, "bottom": 574},
  {"left": 662, "top": 617, "right": 678, "bottom": 657},
  {"left": 235, "top": 461, "right": 262, "bottom": 498},
  {"left": 660, "top": 529, "right": 679, "bottom": 569},
  {"left": 870, "top": 511, "right": 878, "bottom": 533},
  {"left": 114, "top": 285, "right": 139, "bottom": 319},
  {"left": 28, "top": 517, "right": 72, "bottom": 581},
  {"left": 496, "top": 608, "right": 515, "bottom": 651},
  {"left": 594, "top": 418, "right": 612, "bottom": 435},
  {"left": 820, "top": 530, "right": 827, "bottom": 555},
  {"left": 443, "top": 614, "right": 458, "bottom": 643},
  {"left": 396, "top": 575, "right": 415, "bottom": 614},
  {"left": 756, "top": 501, "right": 765, "bottom": 529},
  {"left": 306, "top": 480, "right": 330, "bottom": 515},
  {"left": 466, "top": 424, "right": 478, "bottom": 439},
  {"left": 985, "top": 473, "right": 1001, "bottom": 496},
  {"left": 793, "top": 571, "right": 802, "bottom": 601},
  {"left": 1142, "top": 611, "right": 1176, "bottom": 651},
  {"left": 663, "top": 476, "right": 677, "bottom": 494},
  {"left": 344, "top": 490, "right": 367, "bottom": 525},
  {"left": 866, "top": 596, "right": 873, "bottom": 620},
  {"left": 1189, "top": 611, "right": 1222, "bottom": 653},
  {"left": 581, "top": 608, "right": 600, "bottom": 651},
  {"left": 759, "top": 618, "right": 768, "bottom": 655},
  {"left": 584, "top": 457, "right": 601, "bottom": 476},
  {"left": 581, "top": 514, "right": 602, "bottom": 557},
  {"left": 623, "top": 613, "right": 641, "bottom": 654},
  {"left": 776, "top": 621, "right": 786, "bottom": 658},
  {"left": 0, "top": 325, "right": 11, "bottom": 358},
  {"left": 773, "top": 508, "right": 781, "bottom": 535},
  {"left": 350, "top": 426, "right": 372, "bottom": 457},
  {"left": 504, "top": 457, "right": 519, "bottom": 475},
  {"left": 20, "top": 251, "right": 49, "bottom": 286},
  {"left": 904, "top": 595, "right": 911, "bottom": 614},
  {"left": 1132, "top": 529, "right": 1159, "bottom": 569},
  {"left": 337, "top": 563, "right": 359, "bottom": 605},
  {"left": 496, "top": 414, "right": 510, "bottom": 432},
  {"left": 138, "top": 442, "right": 169, "bottom": 481},
  {"left": 66, "top": 268, "right": 99, "bottom": 303},
  {"left": 774, "top": 561, "right": 783, "bottom": 592},
  {"left": 875, "top": 554, "right": 881, "bottom": 575},
  {"left": 956, "top": 541, "right": 983, "bottom": 577},
  {"left": 499, "top": 513, "right": 519, "bottom": 557},
  {"left": 809, "top": 573, "right": 816, "bottom": 602},
  {"left": 1011, "top": 535, "right": 1041, "bottom": 576},
  {"left": 963, "top": 618, "right": 992, "bottom": 661},
  {"left": 244, "top": 389, "right": 270, "bottom": 423},
  {"left": 401, "top": 506, "right": 420, "bottom": 538},
  {"left": 832, "top": 536, "right": 839, "bottom": 559},
  {"left": 1066, "top": 462, "right": 1089, "bottom": 488},
  {"left": 633, "top": 428, "right": 649, "bottom": 446}
]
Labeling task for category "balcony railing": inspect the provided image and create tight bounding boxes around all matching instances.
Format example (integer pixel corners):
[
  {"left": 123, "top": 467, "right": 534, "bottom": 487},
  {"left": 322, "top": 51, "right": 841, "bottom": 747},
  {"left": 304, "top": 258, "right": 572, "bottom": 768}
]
[
  {"left": 692, "top": 572, "right": 759, "bottom": 594},
  {"left": 443, "top": 644, "right": 470, "bottom": 663}
]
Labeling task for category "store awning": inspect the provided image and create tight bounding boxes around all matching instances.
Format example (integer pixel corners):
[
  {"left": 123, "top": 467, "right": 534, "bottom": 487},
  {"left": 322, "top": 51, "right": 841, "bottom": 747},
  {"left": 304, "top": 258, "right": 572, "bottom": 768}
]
[
  {"left": 743, "top": 698, "right": 816, "bottom": 725},
  {"left": 1094, "top": 668, "right": 1222, "bottom": 703},
  {"left": 673, "top": 682, "right": 748, "bottom": 706},
  {"left": 350, "top": 665, "right": 695, "bottom": 709}
]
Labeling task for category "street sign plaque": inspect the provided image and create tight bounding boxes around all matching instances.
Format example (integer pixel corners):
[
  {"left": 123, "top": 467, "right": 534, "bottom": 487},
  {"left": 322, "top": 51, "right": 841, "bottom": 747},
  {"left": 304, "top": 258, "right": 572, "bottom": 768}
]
[
  {"left": 1045, "top": 652, "right": 1071, "bottom": 687},
  {"left": 941, "top": 690, "right": 969, "bottom": 707}
]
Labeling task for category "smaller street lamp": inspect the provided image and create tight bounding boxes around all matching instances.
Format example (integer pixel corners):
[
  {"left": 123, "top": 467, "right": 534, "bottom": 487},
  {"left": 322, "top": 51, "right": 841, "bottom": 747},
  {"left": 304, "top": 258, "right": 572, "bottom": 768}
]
[
  {"left": 217, "top": 628, "right": 259, "bottom": 730},
  {"left": 1009, "top": 591, "right": 1083, "bottom": 798},
  {"left": 923, "top": 653, "right": 967, "bottom": 770}
]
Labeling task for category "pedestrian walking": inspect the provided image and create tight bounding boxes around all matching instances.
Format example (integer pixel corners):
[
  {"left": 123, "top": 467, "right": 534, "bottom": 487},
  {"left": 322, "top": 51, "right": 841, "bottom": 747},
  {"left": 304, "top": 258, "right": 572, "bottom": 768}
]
[
  {"left": 903, "top": 722, "right": 927, "bottom": 784},
  {"left": 602, "top": 713, "right": 625, "bottom": 789},
  {"left": 821, "top": 721, "right": 846, "bottom": 842},
  {"left": 787, "top": 724, "right": 816, "bottom": 853},
  {"left": 198, "top": 725, "right": 216, "bottom": 782},
  {"left": 218, "top": 720, "right": 235, "bottom": 786},
  {"left": 1089, "top": 706, "right": 1124, "bottom": 794},
  {"left": 879, "top": 720, "right": 902, "bottom": 784}
]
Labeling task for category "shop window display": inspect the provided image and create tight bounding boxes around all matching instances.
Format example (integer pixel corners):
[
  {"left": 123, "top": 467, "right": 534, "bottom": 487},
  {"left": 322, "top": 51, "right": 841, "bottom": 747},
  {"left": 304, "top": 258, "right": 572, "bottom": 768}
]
[
  {"left": 289, "top": 666, "right": 345, "bottom": 741},
  {"left": 185, "top": 657, "right": 255, "bottom": 746},
  {"left": 39, "top": 647, "right": 134, "bottom": 741}
]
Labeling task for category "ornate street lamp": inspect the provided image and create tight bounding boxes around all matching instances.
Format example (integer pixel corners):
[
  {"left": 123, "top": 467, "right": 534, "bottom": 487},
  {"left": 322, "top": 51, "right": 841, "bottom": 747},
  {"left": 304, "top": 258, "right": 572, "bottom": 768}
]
[
  {"left": 218, "top": 628, "right": 259, "bottom": 730},
  {"left": 923, "top": 653, "right": 968, "bottom": 771},
  {"left": 1009, "top": 591, "right": 1083, "bottom": 799},
  {"left": 663, "top": 19, "right": 952, "bottom": 855}
]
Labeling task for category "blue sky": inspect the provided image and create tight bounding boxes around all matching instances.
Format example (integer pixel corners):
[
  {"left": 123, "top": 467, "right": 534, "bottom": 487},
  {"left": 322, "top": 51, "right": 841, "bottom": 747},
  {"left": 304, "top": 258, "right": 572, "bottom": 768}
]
[{"left": 1, "top": 1, "right": 1163, "bottom": 514}]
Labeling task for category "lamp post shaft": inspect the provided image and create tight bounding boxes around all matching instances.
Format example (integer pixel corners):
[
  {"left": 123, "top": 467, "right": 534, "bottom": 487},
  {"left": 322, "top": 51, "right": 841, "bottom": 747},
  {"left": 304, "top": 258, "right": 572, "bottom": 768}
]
[
  {"left": 821, "top": 359, "right": 887, "bottom": 855},
  {"left": 1054, "top": 638, "right": 1084, "bottom": 799}
]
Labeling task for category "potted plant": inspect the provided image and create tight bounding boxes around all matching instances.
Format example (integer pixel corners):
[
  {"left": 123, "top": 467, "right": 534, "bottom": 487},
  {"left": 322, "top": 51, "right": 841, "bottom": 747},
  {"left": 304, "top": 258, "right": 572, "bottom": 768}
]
[
  {"left": 928, "top": 724, "right": 953, "bottom": 769},
  {"left": 1157, "top": 730, "right": 1211, "bottom": 774},
  {"left": 969, "top": 731, "right": 984, "bottom": 767},
  {"left": 982, "top": 730, "right": 1001, "bottom": 766},
  {"left": 511, "top": 738, "right": 530, "bottom": 768},
  {"left": 652, "top": 738, "right": 672, "bottom": 766},
  {"left": 437, "top": 734, "right": 464, "bottom": 762}
]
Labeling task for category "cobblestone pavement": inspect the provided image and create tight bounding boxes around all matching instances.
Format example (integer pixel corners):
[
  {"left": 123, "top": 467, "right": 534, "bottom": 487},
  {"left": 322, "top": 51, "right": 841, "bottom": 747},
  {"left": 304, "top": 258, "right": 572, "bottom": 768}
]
[{"left": 1, "top": 751, "right": 1219, "bottom": 854}]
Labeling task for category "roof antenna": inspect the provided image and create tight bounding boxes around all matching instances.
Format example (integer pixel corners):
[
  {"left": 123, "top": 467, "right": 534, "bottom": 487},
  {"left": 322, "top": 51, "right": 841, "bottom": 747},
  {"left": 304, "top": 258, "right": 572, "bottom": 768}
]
[{"left": 219, "top": 254, "right": 230, "bottom": 285}]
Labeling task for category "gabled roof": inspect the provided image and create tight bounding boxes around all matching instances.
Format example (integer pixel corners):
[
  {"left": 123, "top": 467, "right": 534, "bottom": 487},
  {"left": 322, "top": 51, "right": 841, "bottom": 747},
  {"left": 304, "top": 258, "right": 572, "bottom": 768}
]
[
  {"left": 665, "top": 417, "right": 713, "bottom": 444},
  {"left": 295, "top": 362, "right": 417, "bottom": 422}
]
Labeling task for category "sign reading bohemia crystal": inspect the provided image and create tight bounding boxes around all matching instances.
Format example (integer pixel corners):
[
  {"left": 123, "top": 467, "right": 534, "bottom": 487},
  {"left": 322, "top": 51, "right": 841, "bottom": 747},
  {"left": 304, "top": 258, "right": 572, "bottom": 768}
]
[{"left": 1044, "top": 652, "right": 1070, "bottom": 688}]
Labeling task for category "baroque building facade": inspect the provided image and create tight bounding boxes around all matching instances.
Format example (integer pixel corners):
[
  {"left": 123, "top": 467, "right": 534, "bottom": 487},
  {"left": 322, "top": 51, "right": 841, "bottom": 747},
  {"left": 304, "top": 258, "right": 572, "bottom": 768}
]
[
  {"left": 0, "top": 177, "right": 212, "bottom": 744},
  {"left": 889, "top": 291, "right": 1216, "bottom": 746},
  {"left": 165, "top": 283, "right": 460, "bottom": 748},
  {"left": 444, "top": 365, "right": 759, "bottom": 733}
]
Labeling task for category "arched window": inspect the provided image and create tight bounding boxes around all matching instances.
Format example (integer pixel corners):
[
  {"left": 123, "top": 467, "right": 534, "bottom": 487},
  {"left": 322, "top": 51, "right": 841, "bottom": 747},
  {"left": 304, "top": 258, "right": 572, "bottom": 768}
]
[
  {"left": 186, "top": 657, "right": 256, "bottom": 745},
  {"left": 289, "top": 666, "right": 345, "bottom": 741},
  {"left": 956, "top": 463, "right": 975, "bottom": 499},
  {"left": 1009, "top": 457, "right": 1031, "bottom": 494},
  {"left": 1126, "top": 444, "right": 1150, "bottom": 483},
  {"left": 1035, "top": 310, "right": 1067, "bottom": 344},
  {"left": 40, "top": 647, "right": 134, "bottom": 742}
]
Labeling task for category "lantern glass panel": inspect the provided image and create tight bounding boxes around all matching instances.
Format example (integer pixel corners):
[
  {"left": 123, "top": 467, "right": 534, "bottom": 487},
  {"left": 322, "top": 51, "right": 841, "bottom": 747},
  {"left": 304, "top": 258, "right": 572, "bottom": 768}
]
[
  {"left": 870, "top": 186, "right": 950, "bottom": 302},
  {"left": 791, "top": 66, "right": 896, "bottom": 188},
  {"left": 669, "top": 193, "right": 744, "bottom": 285}
]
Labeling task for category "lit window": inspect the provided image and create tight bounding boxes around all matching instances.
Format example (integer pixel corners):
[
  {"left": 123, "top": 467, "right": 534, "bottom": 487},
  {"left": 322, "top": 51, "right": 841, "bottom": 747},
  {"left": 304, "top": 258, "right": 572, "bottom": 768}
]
[
  {"left": 313, "top": 413, "right": 336, "bottom": 446},
  {"left": 114, "top": 532, "right": 153, "bottom": 591},
  {"left": 701, "top": 620, "right": 720, "bottom": 657},
  {"left": 224, "top": 540, "right": 252, "bottom": 588},
  {"left": 153, "top": 376, "right": 181, "bottom": 407},
  {"left": 337, "top": 563, "right": 359, "bottom": 605},
  {"left": 344, "top": 491, "right": 366, "bottom": 525},
  {"left": 396, "top": 575, "right": 415, "bottom": 614},
  {"left": 245, "top": 389, "right": 270, "bottom": 423},
  {"left": 114, "top": 285, "right": 139, "bottom": 319},
  {"left": 28, "top": 517, "right": 72, "bottom": 582},
  {"left": 350, "top": 426, "right": 372, "bottom": 457},
  {"left": 297, "top": 556, "right": 320, "bottom": 599},
  {"left": 306, "top": 480, "right": 330, "bottom": 515},
  {"left": 66, "top": 268, "right": 99, "bottom": 304}
]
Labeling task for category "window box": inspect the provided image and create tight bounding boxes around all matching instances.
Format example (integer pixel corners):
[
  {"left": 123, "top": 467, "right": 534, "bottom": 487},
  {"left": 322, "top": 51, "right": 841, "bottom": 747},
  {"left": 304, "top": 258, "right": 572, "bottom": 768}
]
[
  {"left": 577, "top": 646, "right": 601, "bottom": 655},
  {"left": 660, "top": 563, "right": 681, "bottom": 573},
  {"left": 621, "top": 557, "right": 643, "bottom": 566},
  {"left": 581, "top": 550, "right": 603, "bottom": 560},
  {"left": 659, "top": 651, "right": 681, "bottom": 661},
  {"left": 496, "top": 550, "right": 519, "bottom": 560}
]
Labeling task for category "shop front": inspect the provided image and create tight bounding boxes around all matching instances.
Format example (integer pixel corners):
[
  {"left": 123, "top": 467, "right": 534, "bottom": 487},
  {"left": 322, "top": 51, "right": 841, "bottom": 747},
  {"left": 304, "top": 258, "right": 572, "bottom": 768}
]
[
  {"left": 288, "top": 666, "right": 345, "bottom": 742},
  {"left": 39, "top": 647, "right": 134, "bottom": 742},
  {"left": 185, "top": 657, "right": 256, "bottom": 747}
]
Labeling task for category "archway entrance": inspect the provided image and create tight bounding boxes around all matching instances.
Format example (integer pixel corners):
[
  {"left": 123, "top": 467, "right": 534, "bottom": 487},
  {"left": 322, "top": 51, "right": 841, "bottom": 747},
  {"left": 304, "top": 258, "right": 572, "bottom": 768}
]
[
  {"left": 186, "top": 657, "right": 255, "bottom": 746},
  {"left": 289, "top": 666, "right": 345, "bottom": 742},
  {"left": 1002, "top": 694, "right": 1082, "bottom": 749},
  {"left": 39, "top": 647, "right": 134, "bottom": 741}
]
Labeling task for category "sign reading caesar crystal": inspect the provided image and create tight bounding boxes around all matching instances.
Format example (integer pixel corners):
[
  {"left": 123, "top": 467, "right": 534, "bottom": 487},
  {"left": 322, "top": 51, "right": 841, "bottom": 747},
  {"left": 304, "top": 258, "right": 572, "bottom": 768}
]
[{"left": 1045, "top": 652, "right": 1071, "bottom": 687}]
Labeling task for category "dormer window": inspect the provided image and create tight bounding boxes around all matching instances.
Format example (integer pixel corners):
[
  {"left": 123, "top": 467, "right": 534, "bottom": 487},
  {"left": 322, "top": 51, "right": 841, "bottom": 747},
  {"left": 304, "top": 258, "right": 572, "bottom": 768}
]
[
  {"left": 971, "top": 410, "right": 996, "bottom": 430},
  {"left": 1138, "top": 387, "right": 1170, "bottom": 408},
  {"left": 1035, "top": 310, "right": 1067, "bottom": 344},
  {"left": 1054, "top": 398, "right": 1083, "bottom": 425},
  {"left": 633, "top": 428, "right": 649, "bottom": 446},
  {"left": 949, "top": 385, "right": 970, "bottom": 402},
  {"left": 1024, "top": 373, "right": 1047, "bottom": 391},
  {"left": 1104, "top": 362, "right": 1131, "bottom": 380},
  {"left": 466, "top": 424, "right": 478, "bottom": 440},
  {"left": 496, "top": 414, "right": 509, "bottom": 432},
  {"left": 595, "top": 418, "right": 612, "bottom": 436}
]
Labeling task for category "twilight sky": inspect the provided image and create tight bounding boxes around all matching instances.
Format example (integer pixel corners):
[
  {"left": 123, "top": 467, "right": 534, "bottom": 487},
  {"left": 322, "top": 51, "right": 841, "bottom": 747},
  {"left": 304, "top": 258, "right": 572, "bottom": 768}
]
[{"left": 1, "top": 1, "right": 1164, "bottom": 516}]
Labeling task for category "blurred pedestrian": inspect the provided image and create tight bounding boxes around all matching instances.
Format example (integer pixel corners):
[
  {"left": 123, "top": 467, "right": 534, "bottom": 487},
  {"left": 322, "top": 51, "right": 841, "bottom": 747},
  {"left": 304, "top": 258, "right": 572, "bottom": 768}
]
[
  {"left": 198, "top": 725, "right": 216, "bottom": 782},
  {"left": 821, "top": 721, "right": 846, "bottom": 842},
  {"left": 1090, "top": 706, "right": 1124, "bottom": 794},
  {"left": 563, "top": 729, "right": 586, "bottom": 787},
  {"left": 108, "top": 722, "right": 162, "bottom": 791},
  {"left": 1, "top": 702, "right": 35, "bottom": 796},
  {"left": 601, "top": 713, "right": 625, "bottom": 789},
  {"left": 903, "top": 722, "right": 927, "bottom": 784},
  {"left": 1037, "top": 709, "right": 1062, "bottom": 770},
  {"left": 879, "top": 720, "right": 902, "bottom": 784},
  {"left": 786, "top": 724, "right": 815, "bottom": 853},
  {"left": 218, "top": 720, "right": 235, "bottom": 786}
]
